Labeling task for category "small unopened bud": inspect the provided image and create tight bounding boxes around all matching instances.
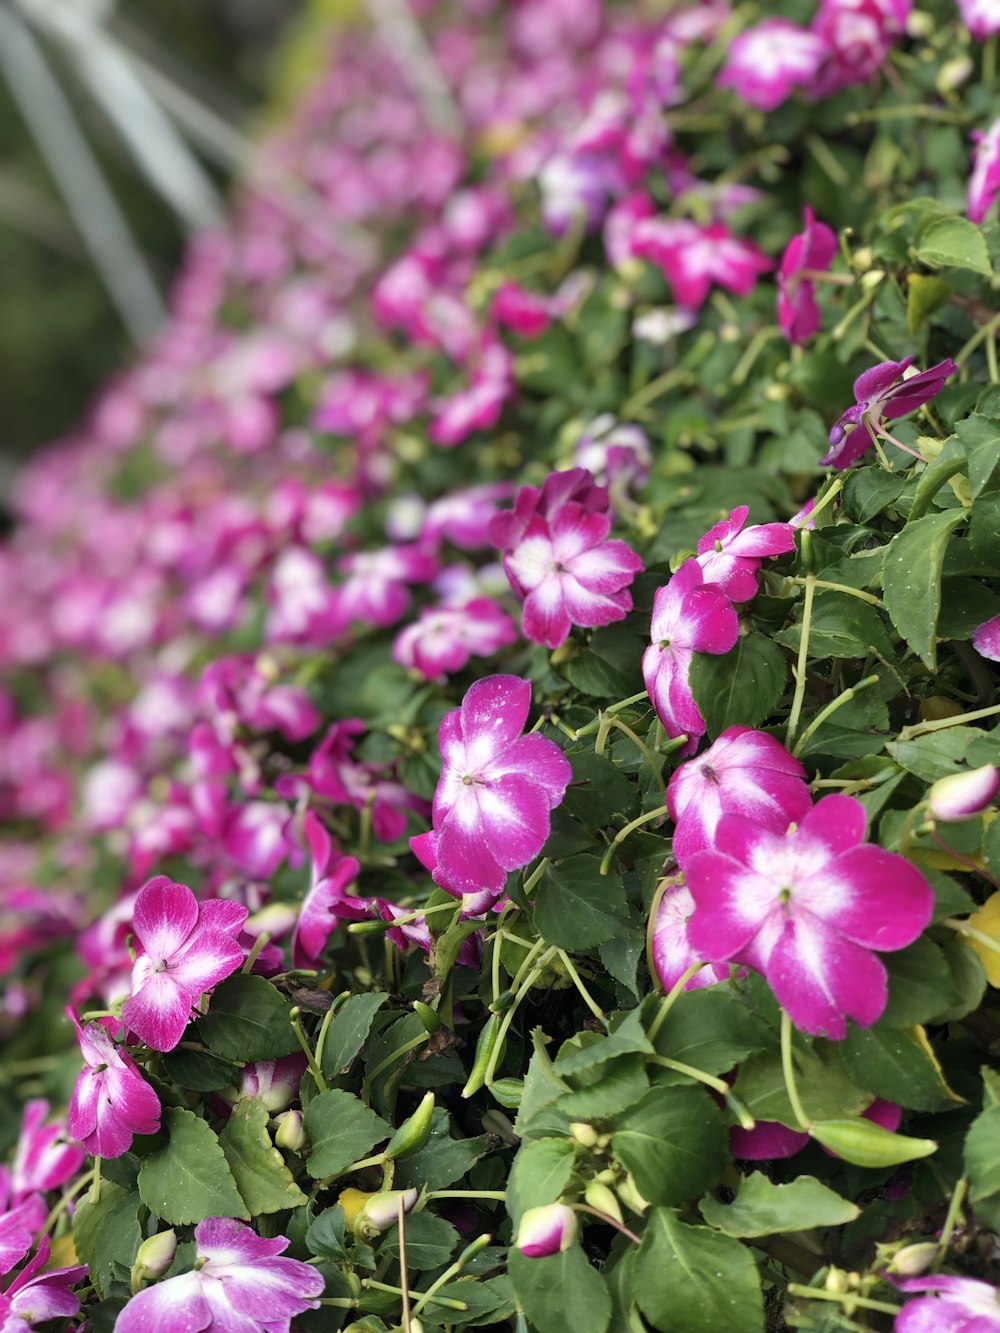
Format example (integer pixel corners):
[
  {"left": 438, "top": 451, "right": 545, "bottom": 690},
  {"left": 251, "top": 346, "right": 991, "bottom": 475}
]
[
  {"left": 937, "top": 55, "right": 974, "bottom": 93},
  {"left": 825, "top": 1267, "right": 851, "bottom": 1293},
  {"left": 889, "top": 1242, "right": 938, "bottom": 1277},
  {"left": 615, "top": 1174, "right": 650, "bottom": 1215},
  {"left": 928, "top": 765, "right": 1000, "bottom": 822},
  {"left": 905, "top": 9, "right": 934, "bottom": 37},
  {"left": 359, "top": 1188, "right": 419, "bottom": 1233},
  {"left": 274, "top": 1110, "right": 306, "bottom": 1152},
  {"left": 515, "top": 1204, "right": 578, "bottom": 1258},
  {"left": 569, "top": 1122, "right": 599, "bottom": 1148},
  {"left": 130, "top": 1229, "right": 177, "bottom": 1291},
  {"left": 584, "top": 1181, "right": 623, "bottom": 1224}
]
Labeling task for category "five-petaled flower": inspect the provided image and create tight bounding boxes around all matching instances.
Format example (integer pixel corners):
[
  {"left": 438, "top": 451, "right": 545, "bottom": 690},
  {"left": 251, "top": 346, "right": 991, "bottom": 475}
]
[
  {"left": 411, "top": 675, "right": 571, "bottom": 908},
  {"left": 686, "top": 794, "right": 934, "bottom": 1038},
  {"left": 121, "top": 877, "right": 248, "bottom": 1052},
  {"left": 894, "top": 1275, "right": 1000, "bottom": 1331},
  {"left": 777, "top": 207, "right": 838, "bottom": 345},
  {"left": 114, "top": 1217, "right": 325, "bottom": 1333},
  {"left": 696, "top": 506, "right": 797, "bottom": 603},
  {"left": 822, "top": 356, "right": 956, "bottom": 469},
  {"left": 67, "top": 1012, "right": 161, "bottom": 1158},
  {"left": 718, "top": 20, "right": 825, "bottom": 111},
  {"left": 291, "top": 811, "right": 365, "bottom": 970}
]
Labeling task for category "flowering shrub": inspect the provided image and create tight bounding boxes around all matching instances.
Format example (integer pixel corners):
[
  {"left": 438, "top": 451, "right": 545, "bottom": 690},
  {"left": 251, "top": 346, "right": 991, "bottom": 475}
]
[{"left": 5, "top": 1, "right": 1000, "bottom": 1330}]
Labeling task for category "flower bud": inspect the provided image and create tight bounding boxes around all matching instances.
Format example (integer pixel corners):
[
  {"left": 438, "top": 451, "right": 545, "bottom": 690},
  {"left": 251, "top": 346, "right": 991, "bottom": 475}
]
[
  {"left": 888, "top": 1241, "right": 938, "bottom": 1277},
  {"left": 937, "top": 56, "right": 974, "bottom": 93},
  {"left": 515, "top": 1204, "right": 578, "bottom": 1258},
  {"left": 615, "top": 1174, "right": 650, "bottom": 1215},
  {"left": 584, "top": 1180, "right": 623, "bottom": 1224},
  {"left": 569, "top": 1122, "right": 599, "bottom": 1148},
  {"left": 274, "top": 1109, "right": 306, "bottom": 1152},
  {"left": 927, "top": 765, "right": 1000, "bottom": 822},
  {"left": 384, "top": 1092, "right": 435, "bottom": 1161},
  {"left": 130, "top": 1229, "right": 177, "bottom": 1291},
  {"left": 359, "top": 1188, "right": 419, "bottom": 1233}
]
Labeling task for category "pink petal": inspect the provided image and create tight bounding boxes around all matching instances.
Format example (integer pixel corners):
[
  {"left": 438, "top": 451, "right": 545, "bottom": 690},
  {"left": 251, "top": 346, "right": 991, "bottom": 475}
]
[
  {"left": 132, "top": 877, "right": 198, "bottom": 961},
  {"left": 548, "top": 504, "right": 612, "bottom": 559},
  {"left": 686, "top": 850, "right": 774, "bottom": 959},
  {"left": 114, "top": 1272, "right": 210, "bottom": 1333},
  {"left": 522, "top": 579, "right": 573, "bottom": 649},
  {"left": 797, "top": 794, "right": 867, "bottom": 855},
  {"left": 810, "top": 847, "right": 933, "bottom": 949},
  {"left": 973, "top": 612, "right": 1000, "bottom": 661},
  {"left": 478, "top": 774, "right": 551, "bottom": 870},
  {"left": 766, "top": 914, "right": 888, "bottom": 1039},
  {"left": 197, "top": 899, "right": 250, "bottom": 938},
  {"left": 435, "top": 806, "right": 507, "bottom": 896},
  {"left": 486, "top": 735, "right": 572, "bottom": 804},
  {"left": 730, "top": 1121, "right": 809, "bottom": 1161},
  {"left": 460, "top": 675, "right": 532, "bottom": 748},
  {"left": 169, "top": 928, "right": 245, "bottom": 997},
  {"left": 684, "top": 585, "right": 739, "bottom": 653},
  {"left": 560, "top": 577, "right": 633, "bottom": 629},
  {"left": 122, "top": 971, "right": 195, "bottom": 1052}
]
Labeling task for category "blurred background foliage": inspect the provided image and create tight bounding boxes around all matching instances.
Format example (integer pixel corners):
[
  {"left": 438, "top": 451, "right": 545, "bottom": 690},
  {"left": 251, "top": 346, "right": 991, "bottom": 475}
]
[{"left": 0, "top": 0, "right": 361, "bottom": 476}]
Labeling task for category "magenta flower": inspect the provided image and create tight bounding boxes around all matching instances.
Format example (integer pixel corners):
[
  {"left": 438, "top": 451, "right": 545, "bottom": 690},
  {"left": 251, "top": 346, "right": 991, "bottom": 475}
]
[
  {"left": 895, "top": 1275, "right": 1000, "bottom": 1331},
  {"left": 649, "top": 882, "right": 731, "bottom": 993},
  {"left": 959, "top": 0, "right": 1000, "bottom": 40},
  {"left": 686, "top": 794, "right": 935, "bottom": 1038},
  {"left": 9, "top": 1102, "right": 84, "bottom": 1201},
  {"left": 335, "top": 546, "right": 437, "bottom": 630},
  {"left": 927, "top": 765, "right": 1000, "bottom": 822},
  {"left": 515, "top": 1204, "right": 578, "bottom": 1258},
  {"left": 121, "top": 878, "right": 248, "bottom": 1052},
  {"left": 491, "top": 470, "right": 643, "bottom": 650},
  {"left": 376, "top": 899, "right": 481, "bottom": 968},
  {"left": 974, "top": 611, "right": 1000, "bottom": 661},
  {"left": 573, "top": 416, "right": 652, "bottom": 493},
  {"left": 730, "top": 1121, "right": 810, "bottom": 1162},
  {"left": 413, "top": 675, "right": 571, "bottom": 905},
  {"left": 696, "top": 506, "right": 797, "bottom": 602},
  {"left": 642, "top": 560, "right": 739, "bottom": 756},
  {"left": 307, "top": 719, "right": 428, "bottom": 842},
  {"left": 114, "top": 1217, "right": 325, "bottom": 1333},
  {"left": 239, "top": 1055, "right": 308, "bottom": 1113},
  {"left": 492, "top": 282, "right": 553, "bottom": 339},
  {"left": 778, "top": 207, "right": 838, "bottom": 345},
  {"left": 822, "top": 356, "right": 956, "bottom": 469},
  {"left": 0, "top": 1180, "right": 45, "bottom": 1278},
  {"left": 631, "top": 219, "right": 772, "bottom": 310},
  {"left": 968, "top": 119, "right": 1000, "bottom": 223},
  {"left": 67, "top": 1012, "right": 161, "bottom": 1157},
  {"left": 392, "top": 598, "right": 518, "bottom": 681},
  {"left": 291, "top": 811, "right": 365, "bottom": 970},
  {"left": 811, "top": 0, "right": 908, "bottom": 97},
  {"left": 718, "top": 21, "right": 825, "bottom": 111},
  {"left": 667, "top": 726, "right": 811, "bottom": 868},
  {"left": 0, "top": 1240, "right": 85, "bottom": 1331}
]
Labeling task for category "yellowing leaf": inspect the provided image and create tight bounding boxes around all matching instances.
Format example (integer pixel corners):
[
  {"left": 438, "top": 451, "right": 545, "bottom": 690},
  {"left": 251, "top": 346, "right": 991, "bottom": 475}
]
[{"left": 966, "top": 893, "right": 1000, "bottom": 986}]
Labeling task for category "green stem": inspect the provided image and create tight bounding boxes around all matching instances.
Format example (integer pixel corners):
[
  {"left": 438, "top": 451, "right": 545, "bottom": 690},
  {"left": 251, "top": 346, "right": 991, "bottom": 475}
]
[
  {"left": 410, "top": 1236, "right": 492, "bottom": 1317},
  {"left": 361, "top": 1032, "right": 430, "bottom": 1101},
  {"left": 805, "top": 477, "right": 844, "bottom": 526},
  {"left": 793, "top": 674, "right": 880, "bottom": 758},
  {"left": 647, "top": 962, "right": 705, "bottom": 1042},
  {"left": 485, "top": 947, "right": 558, "bottom": 1085},
  {"left": 575, "top": 691, "right": 650, "bottom": 739},
  {"left": 600, "top": 804, "right": 669, "bottom": 875},
  {"left": 731, "top": 326, "right": 781, "bottom": 386},
  {"left": 785, "top": 572, "right": 816, "bottom": 749},
  {"left": 932, "top": 1176, "right": 968, "bottom": 1271},
  {"left": 364, "top": 1279, "right": 467, "bottom": 1312},
  {"left": 805, "top": 132, "right": 850, "bottom": 187},
  {"left": 941, "top": 918, "right": 1000, "bottom": 959},
  {"left": 647, "top": 1055, "right": 755, "bottom": 1130},
  {"left": 786, "top": 1285, "right": 901, "bottom": 1317},
  {"left": 787, "top": 577, "right": 882, "bottom": 607},
  {"left": 427, "top": 1190, "right": 506, "bottom": 1201},
  {"left": 557, "top": 950, "right": 606, "bottom": 1024},
  {"left": 956, "top": 311, "right": 1000, "bottom": 368},
  {"left": 596, "top": 716, "right": 665, "bottom": 786},
  {"left": 622, "top": 367, "right": 695, "bottom": 418},
  {"left": 571, "top": 1202, "right": 641, "bottom": 1244},
  {"left": 290, "top": 1007, "right": 327, "bottom": 1093},
  {"left": 241, "top": 931, "right": 270, "bottom": 975},
  {"left": 520, "top": 859, "right": 549, "bottom": 897},
  {"left": 898, "top": 701, "right": 1000, "bottom": 741},
  {"left": 781, "top": 1011, "right": 810, "bottom": 1132}
]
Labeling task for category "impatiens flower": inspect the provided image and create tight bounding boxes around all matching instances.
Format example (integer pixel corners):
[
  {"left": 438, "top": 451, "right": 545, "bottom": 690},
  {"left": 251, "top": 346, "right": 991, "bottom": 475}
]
[
  {"left": 649, "top": 882, "right": 731, "bottom": 993},
  {"left": 642, "top": 560, "right": 739, "bottom": 756},
  {"left": 121, "top": 878, "right": 248, "bottom": 1052},
  {"left": 392, "top": 598, "right": 518, "bottom": 681},
  {"left": 718, "top": 21, "right": 826, "bottom": 111},
  {"left": 927, "top": 765, "right": 1000, "bottom": 821},
  {"left": 375, "top": 899, "right": 481, "bottom": 967},
  {"left": 494, "top": 478, "right": 643, "bottom": 650},
  {"left": 573, "top": 416, "right": 652, "bottom": 493},
  {"left": 811, "top": 0, "right": 909, "bottom": 97},
  {"left": 429, "top": 343, "right": 514, "bottom": 447},
  {"left": 631, "top": 219, "right": 772, "bottom": 310},
  {"left": 894, "top": 1275, "right": 1000, "bottom": 1331},
  {"left": 488, "top": 467, "right": 608, "bottom": 554},
  {"left": 67, "top": 1012, "right": 161, "bottom": 1157},
  {"left": 974, "top": 611, "right": 1000, "bottom": 661},
  {"left": 307, "top": 719, "right": 429, "bottom": 842},
  {"left": 0, "top": 1180, "right": 44, "bottom": 1278},
  {"left": 696, "top": 506, "right": 797, "bottom": 602},
  {"left": 822, "top": 356, "right": 957, "bottom": 469},
  {"left": 114, "top": 1217, "right": 325, "bottom": 1333},
  {"left": 0, "top": 1240, "right": 85, "bottom": 1331},
  {"left": 492, "top": 282, "right": 553, "bottom": 339},
  {"left": 667, "top": 726, "right": 812, "bottom": 867},
  {"left": 335, "top": 546, "right": 437, "bottom": 630},
  {"left": 239, "top": 1055, "right": 308, "bottom": 1113},
  {"left": 515, "top": 1204, "right": 578, "bottom": 1258},
  {"left": 968, "top": 119, "right": 1000, "bottom": 224},
  {"left": 413, "top": 675, "right": 571, "bottom": 905},
  {"left": 9, "top": 1102, "right": 83, "bottom": 1201},
  {"left": 686, "top": 794, "right": 935, "bottom": 1038},
  {"left": 959, "top": 0, "right": 1000, "bottom": 40},
  {"left": 291, "top": 811, "right": 366, "bottom": 970},
  {"left": 777, "top": 208, "right": 838, "bottom": 345}
]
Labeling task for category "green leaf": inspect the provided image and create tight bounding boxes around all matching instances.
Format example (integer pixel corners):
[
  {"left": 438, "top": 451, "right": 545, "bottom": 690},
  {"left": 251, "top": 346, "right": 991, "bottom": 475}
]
[
  {"left": 305, "top": 1205, "right": 348, "bottom": 1262},
  {"left": 969, "top": 489, "right": 1000, "bottom": 567},
  {"left": 218, "top": 1097, "right": 309, "bottom": 1214},
  {"left": 73, "top": 1182, "right": 129, "bottom": 1273},
  {"left": 161, "top": 1048, "right": 240, "bottom": 1093},
  {"left": 914, "top": 215, "right": 991, "bottom": 275},
  {"left": 506, "top": 1138, "right": 575, "bottom": 1229},
  {"left": 382, "top": 1212, "right": 460, "bottom": 1271},
  {"left": 562, "top": 624, "right": 646, "bottom": 698},
  {"left": 137, "top": 1108, "right": 247, "bottom": 1225},
  {"left": 882, "top": 937, "right": 961, "bottom": 1026},
  {"left": 91, "top": 1190, "right": 143, "bottom": 1296},
  {"left": 964, "top": 1104, "right": 1000, "bottom": 1227},
  {"left": 561, "top": 750, "right": 640, "bottom": 826},
  {"left": 321, "top": 993, "right": 389, "bottom": 1078},
  {"left": 535, "top": 856, "right": 632, "bottom": 951},
  {"left": 303, "top": 1089, "right": 390, "bottom": 1180},
  {"left": 882, "top": 508, "right": 966, "bottom": 669},
  {"left": 634, "top": 1209, "right": 764, "bottom": 1333},
  {"left": 509, "top": 1245, "right": 611, "bottom": 1333},
  {"left": 393, "top": 1109, "right": 489, "bottom": 1191},
  {"left": 650, "top": 987, "right": 776, "bottom": 1077},
  {"left": 199, "top": 975, "right": 301, "bottom": 1062},
  {"left": 690, "top": 633, "right": 788, "bottom": 738},
  {"left": 557, "top": 1055, "right": 649, "bottom": 1121},
  {"left": 553, "top": 1008, "right": 652, "bottom": 1076},
  {"left": 906, "top": 273, "right": 953, "bottom": 334},
  {"left": 841, "top": 1023, "right": 963, "bottom": 1112},
  {"left": 886, "top": 727, "right": 982, "bottom": 781},
  {"left": 699, "top": 1173, "right": 859, "bottom": 1238},
  {"left": 612, "top": 1086, "right": 727, "bottom": 1207},
  {"left": 775, "top": 591, "right": 896, "bottom": 661},
  {"left": 957, "top": 415, "right": 1000, "bottom": 499},
  {"left": 732, "top": 1048, "right": 869, "bottom": 1128},
  {"left": 809, "top": 1119, "right": 937, "bottom": 1168},
  {"left": 842, "top": 469, "right": 907, "bottom": 523},
  {"left": 425, "top": 1275, "right": 516, "bottom": 1326}
]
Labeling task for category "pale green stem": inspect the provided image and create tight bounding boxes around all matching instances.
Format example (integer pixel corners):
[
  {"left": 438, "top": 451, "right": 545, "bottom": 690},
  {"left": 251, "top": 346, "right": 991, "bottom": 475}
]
[
  {"left": 241, "top": 931, "right": 270, "bottom": 975},
  {"left": 363, "top": 1279, "right": 467, "bottom": 1312},
  {"left": 600, "top": 805, "right": 669, "bottom": 875},
  {"left": 647, "top": 1055, "right": 755, "bottom": 1130},
  {"left": 786, "top": 577, "right": 882, "bottom": 607},
  {"left": 932, "top": 1176, "right": 968, "bottom": 1271},
  {"left": 956, "top": 311, "right": 1000, "bottom": 368},
  {"left": 596, "top": 716, "right": 665, "bottom": 787},
  {"left": 647, "top": 962, "right": 706, "bottom": 1042},
  {"left": 557, "top": 950, "right": 606, "bottom": 1024},
  {"left": 575, "top": 691, "right": 649, "bottom": 738},
  {"left": 786, "top": 1286, "right": 901, "bottom": 1317},
  {"left": 781, "top": 1011, "right": 810, "bottom": 1132},
  {"left": 941, "top": 918, "right": 1000, "bottom": 959},
  {"left": 898, "top": 701, "right": 1000, "bottom": 741},
  {"left": 785, "top": 573, "right": 816, "bottom": 749},
  {"left": 622, "top": 367, "right": 695, "bottom": 418},
  {"left": 290, "top": 1007, "right": 327, "bottom": 1093},
  {"left": 410, "top": 1236, "right": 492, "bottom": 1317},
  {"left": 485, "top": 948, "right": 558, "bottom": 1085},
  {"left": 804, "top": 477, "right": 844, "bottom": 526},
  {"left": 793, "top": 675, "right": 880, "bottom": 758}
]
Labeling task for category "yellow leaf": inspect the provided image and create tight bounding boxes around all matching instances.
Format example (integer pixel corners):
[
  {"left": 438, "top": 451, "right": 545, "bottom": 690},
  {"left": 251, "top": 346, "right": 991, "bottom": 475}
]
[
  {"left": 907, "top": 1025, "right": 965, "bottom": 1103},
  {"left": 966, "top": 892, "right": 1000, "bottom": 987}
]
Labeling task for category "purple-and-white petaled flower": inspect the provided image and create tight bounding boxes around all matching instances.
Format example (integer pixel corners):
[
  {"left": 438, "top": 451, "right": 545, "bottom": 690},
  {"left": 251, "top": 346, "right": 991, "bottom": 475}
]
[
  {"left": 686, "top": 794, "right": 935, "bottom": 1039},
  {"left": 968, "top": 119, "right": 1000, "bottom": 224},
  {"left": 414, "top": 675, "right": 571, "bottom": 905},
  {"left": 718, "top": 20, "right": 826, "bottom": 111},
  {"left": 573, "top": 416, "right": 652, "bottom": 493},
  {"left": 114, "top": 1217, "right": 325, "bottom": 1333},
  {"left": 121, "top": 878, "right": 248, "bottom": 1052},
  {"left": 822, "top": 356, "right": 957, "bottom": 469},
  {"left": 650, "top": 883, "right": 730, "bottom": 993},
  {"left": 667, "top": 726, "right": 812, "bottom": 868},
  {"left": 642, "top": 560, "right": 739, "bottom": 757},
  {"left": 778, "top": 207, "right": 838, "bottom": 345},
  {"left": 291, "top": 811, "right": 366, "bottom": 970},
  {"left": 9, "top": 1101, "right": 84, "bottom": 1201},
  {"left": 515, "top": 1204, "right": 578, "bottom": 1258},
  {"left": 67, "top": 1012, "right": 161, "bottom": 1158},
  {"left": 696, "top": 506, "right": 797, "bottom": 603},
  {"left": 894, "top": 1275, "right": 1000, "bottom": 1331},
  {"left": 392, "top": 598, "right": 518, "bottom": 682},
  {"left": 927, "top": 765, "right": 1000, "bottom": 821},
  {"left": 811, "top": 0, "right": 909, "bottom": 97},
  {"left": 959, "top": 0, "right": 1000, "bottom": 41},
  {"left": 631, "top": 219, "right": 772, "bottom": 310},
  {"left": 974, "top": 611, "right": 1000, "bottom": 662},
  {"left": 0, "top": 1176, "right": 45, "bottom": 1278},
  {"left": 239, "top": 1055, "right": 308, "bottom": 1113},
  {"left": 0, "top": 1240, "right": 85, "bottom": 1331}
]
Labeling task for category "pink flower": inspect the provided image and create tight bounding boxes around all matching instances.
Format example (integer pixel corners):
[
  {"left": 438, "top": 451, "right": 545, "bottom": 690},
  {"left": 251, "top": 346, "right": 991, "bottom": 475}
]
[
  {"left": 822, "top": 356, "right": 956, "bottom": 469},
  {"left": 488, "top": 468, "right": 608, "bottom": 554},
  {"left": 239, "top": 1055, "right": 308, "bottom": 1113},
  {"left": 686, "top": 794, "right": 935, "bottom": 1038},
  {"left": 696, "top": 506, "right": 797, "bottom": 602},
  {"left": 959, "top": 0, "right": 1000, "bottom": 40},
  {"left": 9, "top": 1102, "right": 83, "bottom": 1201},
  {"left": 265, "top": 548, "right": 341, "bottom": 646},
  {"left": 375, "top": 899, "right": 481, "bottom": 967},
  {"left": 414, "top": 675, "right": 571, "bottom": 905},
  {"left": 667, "top": 727, "right": 812, "bottom": 868},
  {"left": 974, "top": 611, "right": 1000, "bottom": 661},
  {"left": 67, "top": 1013, "right": 161, "bottom": 1157},
  {"left": 393, "top": 598, "right": 518, "bottom": 680},
  {"left": 778, "top": 208, "right": 838, "bottom": 345},
  {"left": 493, "top": 475, "right": 643, "bottom": 650},
  {"left": 649, "top": 882, "right": 731, "bottom": 993},
  {"left": 0, "top": 1181, "right": 45, "bottom": 1278},
  {"left": 335, "top": 546, "right": 437, "bottom": 629},
  {"left": 515, "top": 1204, "right": 578, "bottom": 1258},
  {"left": 631, "top": 219, "right": 772, "bottom": 310},
  {"left": 307, "top": 720, "right": 428, "bottom": 842},
  {"left": 642, "top": 560, "right": 739, "bottom": 756},
  {"left": 811, "top": 0, "right": 909, "bottom": 97},
  {"left": 573, "top": 416, "right": 652, "bottom": 492},
  {"left": 492, "top": 282, "right": 553, "bottom": 339},
  {"left": 894, "top": 1275, "right": 1000, "bottom": 1331},
  {"left": 718, "top": 21, "right": 826, "bottom": 111},
  {"left": 114, "top": 1217, "right": 325, "bottom": 1333},
  {"left": 928, "top": 765, "right": 1000, "bottom": 821},
  {"left": 0, "top": 1240, "right": 85, "bottom": 1331},
  {"left": 221, "top": 801, "right": 291, "bottom": 879},
  {"left": 968, "top": 119, "right": 1000, "bottom": 224},
  {"left": 429, "top": 344, "right": 513, "bottom": 447},
  {"left": 291, "top": 811, "right": 365, "bottom": 970},
  {"left": 730, "top": 1121, "right": 810, "bottom": 1162},
  {"left": 121, "top": 878, "right": 248, "bottom": 1052}
]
